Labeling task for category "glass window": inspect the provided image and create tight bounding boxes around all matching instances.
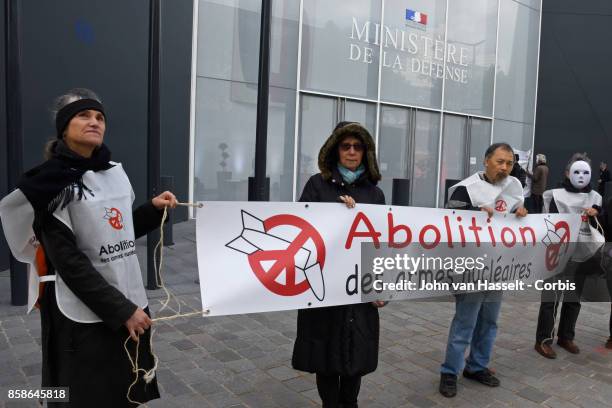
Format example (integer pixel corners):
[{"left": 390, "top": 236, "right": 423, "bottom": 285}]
[
  {"left": 493, "top": 118, "right": 533, "bottom": 152},
  {"left": 267, "top": 87, "right": 296, "bottom": 202},
  {"left": 439, "top": 114, "right": 468, "bottom": 206},
  {"left": 197, "top": 0, "right": 299, "bottom": 87},
  {"left": 494, "top": 0, "right": 540, "bottom": 124},
  {"left": 301, "top": 0, "right": 381, "bottom": 99},
  {"left": 270, "top": 0, "right": 300, "bottom": 89},
  {"left": 380, "top": 0, "right": 447, "bottom": 108},
  {"left": 444, "top": 0, "right": 497, "bottom": 116},
  {"left": 468, "top": 118, "right": 492, "bottom": 175},
  {"left": 378, "top": 105, "right": 411, "bottom": 202},
  {"left": 197, "top": 0, "right": 261, "bottom": 83},
  {"left": 514, "top": 0, "right": 541, "bottom": 10},
  {"left": 344, "top": 100, "right": 377, "bottom": 137},
  {"left": 193, "top": 77, "right": 257, "bottom": 201},
  {"left": 296, "top": 94, "right": 336, "bottom": 198},
  {"left": 412, "top": 110, "right": 440, "bottom": 207},
  {"left": 378, "top": 107, "right": 440, "bottom": 207}
]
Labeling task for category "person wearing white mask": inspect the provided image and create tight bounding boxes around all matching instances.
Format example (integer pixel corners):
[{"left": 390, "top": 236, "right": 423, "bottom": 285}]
[{"left": 535, "top": 153, "right": 602, "bottom": 359}]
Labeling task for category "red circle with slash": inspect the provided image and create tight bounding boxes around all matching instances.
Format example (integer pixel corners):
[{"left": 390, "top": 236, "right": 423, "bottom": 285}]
[
  {"left": 108, "top": 208, "right": 124, "bottom": 230},
  {"left": 247, "top": 214, "right": 326, "bottom": 296},
  {"left": 495, "top": 200, "right": 507, "bottom": 212},
  {"left": 545, "top": 221, "right": 570, "bottom": 271}
]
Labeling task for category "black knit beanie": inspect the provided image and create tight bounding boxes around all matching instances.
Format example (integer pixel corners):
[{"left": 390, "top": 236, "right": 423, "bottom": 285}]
[{"left": 55, "top": 98, "right": 105, "bottom": 138}]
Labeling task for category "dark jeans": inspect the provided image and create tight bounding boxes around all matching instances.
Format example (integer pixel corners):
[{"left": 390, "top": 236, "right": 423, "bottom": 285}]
[
  {"left": 316, "top": 373, "right": 361, "bottom": 408},
  {"left": 536, "top": 270, "right": 587, "bottom": 343}
]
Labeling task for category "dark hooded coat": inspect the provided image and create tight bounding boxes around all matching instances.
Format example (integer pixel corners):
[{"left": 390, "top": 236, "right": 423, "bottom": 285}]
[{"left": 291, "top": 122, "right": 385, "bottom": 376}]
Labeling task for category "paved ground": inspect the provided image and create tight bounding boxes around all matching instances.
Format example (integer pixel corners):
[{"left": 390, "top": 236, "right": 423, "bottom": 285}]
[{"left": 0, "top": 220, "right": 610, "bottom": 408}]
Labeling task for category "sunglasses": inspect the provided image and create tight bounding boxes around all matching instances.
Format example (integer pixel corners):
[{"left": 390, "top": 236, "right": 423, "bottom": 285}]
[{"left": 339, "top": 142, "right": 365, "bottom": 152}]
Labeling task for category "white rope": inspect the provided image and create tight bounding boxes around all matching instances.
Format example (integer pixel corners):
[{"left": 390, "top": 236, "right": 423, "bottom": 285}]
[
  {"left": 124, "top": 201, "right": 205, "bottom": 406},
  {"left": 540, "top": 289, "right": 562, "bottom": 349}
]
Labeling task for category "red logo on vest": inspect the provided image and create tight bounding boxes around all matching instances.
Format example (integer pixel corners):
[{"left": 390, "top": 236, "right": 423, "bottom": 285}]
[
  {"left": 495, "top": 200, "right": 507, "bottom": 212},
  {"left": 104, "top": 207, "right": 124, "bottom": 230}
]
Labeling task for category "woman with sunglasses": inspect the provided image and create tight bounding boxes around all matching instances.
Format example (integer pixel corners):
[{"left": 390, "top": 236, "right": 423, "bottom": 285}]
[{"left": 291, "top": 121, "right": 386, "bottom": 408}]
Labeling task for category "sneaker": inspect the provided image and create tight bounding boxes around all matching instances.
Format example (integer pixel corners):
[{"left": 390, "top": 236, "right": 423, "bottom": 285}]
[
  {"left": 463, "top": 368, "right": 500, "bottom": 387},
  {"left": 534, "top": 342, "right": 557, "bottom": 359},
  {"left": 439, "top": 373, "right": 457, "bottom": 398},
  {"left": 557, "top": 338, "right": 580, "bottom": 354},
  {"left": 606, "top": 337, "right": 612, "bottom": 349}
]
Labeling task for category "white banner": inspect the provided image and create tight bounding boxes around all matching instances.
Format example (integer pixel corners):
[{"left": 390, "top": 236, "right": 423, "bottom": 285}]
[{"left": 196, "top": 202, "right": 583, "bottom": 316}]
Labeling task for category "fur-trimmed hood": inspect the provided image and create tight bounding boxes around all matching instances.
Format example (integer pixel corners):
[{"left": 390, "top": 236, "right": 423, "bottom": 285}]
[{"left": 317, "top": 122, "right": 381, "bottom": 184}]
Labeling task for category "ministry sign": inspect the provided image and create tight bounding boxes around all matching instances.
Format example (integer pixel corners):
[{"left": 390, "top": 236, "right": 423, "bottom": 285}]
[{"left": 349, "top": 15, "right": 471, "bottom": 84}]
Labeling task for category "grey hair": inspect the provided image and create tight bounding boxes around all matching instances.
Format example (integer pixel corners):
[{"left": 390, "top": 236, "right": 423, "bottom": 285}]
[
  {"left": 484, "top": 142, "right": 514, "bottom": 160},
  {"left": 50, "top": 88, "right": 102, "bottom": 121},
  {"left": 536, "top": 153, "right": 546, "bottom": 164},
  {"left": 565, "top": 152, "right": 591, "bottom": 173},
  {"left": 44, "top": 88, "right": 102, "bottom": 159}
]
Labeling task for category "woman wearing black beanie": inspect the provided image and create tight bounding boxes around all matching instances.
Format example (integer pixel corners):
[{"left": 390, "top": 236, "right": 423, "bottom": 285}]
[{"left": 0, "top": 88, "right": 177, "bottom": 407}]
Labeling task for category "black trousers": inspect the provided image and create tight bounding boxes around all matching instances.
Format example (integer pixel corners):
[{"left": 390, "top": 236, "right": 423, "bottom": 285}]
[
  {"left": 531, "top": 194, "right": 544, "bottom": 214},
  {"left": 316, "top": 373, "right": 361, "bottom": 408},
  {"left": 536, "top": 270, "right": 587, "bottom": 343},
  {"left": 608, "top": 275, "right": 612, "bottom": 337}
]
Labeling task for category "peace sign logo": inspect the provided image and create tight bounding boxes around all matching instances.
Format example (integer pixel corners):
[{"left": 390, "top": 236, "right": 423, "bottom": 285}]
[
  {"left": 495, "top": 199, "right": 507, "bottom": 212},
  {"left": 226, "top": 211, "right": 326, "bottom": 300},
  {"left": 103, "top": 207, "right": 124, "bottom": 230},
  {"left": 542, "top": 219, "right": 570, "bottom": 271}
]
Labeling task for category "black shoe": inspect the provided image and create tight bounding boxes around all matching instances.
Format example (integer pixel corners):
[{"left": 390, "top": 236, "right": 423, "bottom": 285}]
[
  {"left": 463, "top": 368, "right": 500, "bottom": 387},
  {"left": 439, "top": 373, "right": 457, "bottom": 398}
]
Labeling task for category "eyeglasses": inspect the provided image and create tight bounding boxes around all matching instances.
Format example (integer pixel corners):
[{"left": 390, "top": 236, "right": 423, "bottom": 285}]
[{"left": 339, "top": 142, "right": 365, "bottom": 152}]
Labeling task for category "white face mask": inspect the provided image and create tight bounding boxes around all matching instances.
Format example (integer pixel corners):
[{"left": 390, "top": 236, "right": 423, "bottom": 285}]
[{"left": 569, "top": 160, "right": 591, "bottom": 189}]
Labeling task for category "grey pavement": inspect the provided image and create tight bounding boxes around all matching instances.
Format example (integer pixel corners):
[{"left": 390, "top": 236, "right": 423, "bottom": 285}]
[{"left": 0, "top": 220, "right": 611, "bottom": 407}]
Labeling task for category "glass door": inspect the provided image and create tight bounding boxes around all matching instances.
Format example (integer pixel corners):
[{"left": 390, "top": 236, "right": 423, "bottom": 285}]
[
  {"left": 439, "top": 114, "right": 468, "bottom": 206},
  {"left": 438, "top": 114, "right": 493, "bottom": 206}
]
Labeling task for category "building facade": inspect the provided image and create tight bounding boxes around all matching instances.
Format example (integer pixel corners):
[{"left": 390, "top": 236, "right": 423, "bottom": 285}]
[
  {"left": 13, "top": 0, "right": 604, "bottom": 276},
  {"left": 192, "top": 0, "right": 542, "bottom": 208}
]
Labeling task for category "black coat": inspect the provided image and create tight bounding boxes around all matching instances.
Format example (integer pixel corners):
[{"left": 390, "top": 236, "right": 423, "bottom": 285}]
[
  {"left": 291, "top": 168, "right": 385, "bottom": 376},
  {"left": 37, "top": 201, "right": 163, "bottom": 407}
]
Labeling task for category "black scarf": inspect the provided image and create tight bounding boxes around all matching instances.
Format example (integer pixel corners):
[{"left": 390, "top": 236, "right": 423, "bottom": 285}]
[{"left": 17, "top": 141, "right": 113, "bottom": 213}]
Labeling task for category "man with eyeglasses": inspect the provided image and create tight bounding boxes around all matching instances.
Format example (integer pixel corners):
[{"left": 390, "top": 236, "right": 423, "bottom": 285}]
[{"left": 439, "top": 142, "right": 528, "bottom": 398}]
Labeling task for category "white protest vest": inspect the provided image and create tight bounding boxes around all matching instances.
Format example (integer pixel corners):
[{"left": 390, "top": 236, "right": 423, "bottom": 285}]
[
  {"left": 51, "top": 163, "right": 148, "bottom": 323},
  {"left": 447, "top": 172, "right": 524, "bottom": 214},
  {"left": 0, "top": 163, "right": 148, "bottom": 320},
  {"left": 0, "top": 189, "right": 41, "bottom": 312},
  {"left": 543, "top": 188, "right": 602, "bottom": 214}
]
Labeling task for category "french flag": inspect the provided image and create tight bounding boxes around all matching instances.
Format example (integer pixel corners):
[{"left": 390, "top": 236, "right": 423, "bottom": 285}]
[{"left": 406, "top": 9, "right": 428, "bottom": 25}]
